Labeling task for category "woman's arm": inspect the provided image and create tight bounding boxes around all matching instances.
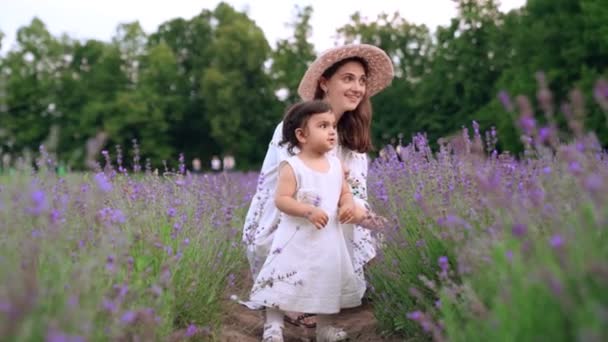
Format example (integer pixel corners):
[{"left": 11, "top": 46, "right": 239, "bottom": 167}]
[{"left": 344, "top": 151, "right": 388, "bottom": 230}]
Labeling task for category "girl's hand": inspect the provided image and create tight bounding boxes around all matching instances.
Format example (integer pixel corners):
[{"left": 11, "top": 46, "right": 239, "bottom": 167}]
[
  {"left": 306, "top": 207, "right": 329, "bottom": 229},
  {"left": 338, "top": 201, "right": 356, "bottom": 224}
]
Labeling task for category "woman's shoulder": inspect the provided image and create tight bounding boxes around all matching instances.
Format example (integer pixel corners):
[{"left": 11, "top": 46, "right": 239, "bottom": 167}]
[
  {"left": 338, "top": 147, "right": 368, "bottom": 164},
  {"left": 272, "top": 120, "right": 283, "bottom": 140},
  {"left": 269, "top": 121, "right": 284, "bottom": 144}
]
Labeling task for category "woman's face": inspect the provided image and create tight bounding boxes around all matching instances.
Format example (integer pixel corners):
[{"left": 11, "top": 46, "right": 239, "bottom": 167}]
[{"left": 320, "top": 61, "right": 367, "bottom": 115}]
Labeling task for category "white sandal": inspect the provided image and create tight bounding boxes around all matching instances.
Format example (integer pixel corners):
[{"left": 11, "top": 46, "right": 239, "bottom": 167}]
[
  {"left": 262, "top": 323, "right": 284, "bottom": 342},
  {"left": 316, "top": 325, "right": 348, "bottom": 342}
]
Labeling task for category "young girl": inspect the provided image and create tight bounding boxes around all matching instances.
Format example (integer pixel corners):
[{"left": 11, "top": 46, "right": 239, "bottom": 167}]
[{"left": 249, "top": 100, "right": 365, "bottom": 342}]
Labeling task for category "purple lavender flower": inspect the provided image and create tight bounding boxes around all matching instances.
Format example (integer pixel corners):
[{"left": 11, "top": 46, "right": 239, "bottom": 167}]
[
  {"left": 438, "top": 214, "right": 472, "bottom": 230},
  {"left": 179, "top": 153, "right": 186, "bottom": 174},
  {"left": 110, "top": 209, "right": 126, "bottom": 224},
  {"left": 549, "top": 234, "right": 564, "bottom": 249},
  {"left": 67, "top": 295, "right": 78, "bottom": 308},
  {"left": 151, "top": 284, "right": 163, "bottom": 297},
  {"left": 538, "top": 127, "right": 551, "bottom": 143},
  {"left": 115, "top": 283, "right": 129, "bottom": 299},
  {"left": 106, "top": 255, "right": 115, "bottom": 272},
  {"left": 185, "top": 324, "right": 198, "bottom": 337},
  {"left": 576, "top": 142, "right": 585, "bottom": 152},
  {"left": 94, "top": 172, "right": 112, "bottom": 192},
  {"left": 27, "top": 189, "right": 47, "bottom": 215},
  {"left": 498, "top": 90, "right": 513, "bottom": 111},
  {"left": 505, "top": 250, "right": 514, "bottom": 262},
  {"left": 511, "top": 223, "right": 527, "bottom": 238},
  {"left": 421, "top": 321, "right": 432, "bottom": 332},
  {"left": 121, "top": 310, "right": 137, "bottom": 324},
  {"left": 547, "top": 276, "right": 563, "bottom": 295},
  {"left": 568, "top": 161, "right": 582, "bottom": 174},
  {"left": 438, "top": 256, "right": 449, "bottom": 272},
  {"left": 172, "top": 221, "right": 183, "bottom": 234},
  {"left": 313, "top": 195, "right": 321, "bottom": 207},
  {"left": 0, "top": 301, "right": 11, "bottom": 313},
  {"left": 518, "top": 116, "right": 536, "bottom": 135},
  {"left": 46, "top": 329, "right": 85, "bottom": 342},
  {"left": 50, "top": 209, "right": 62, "bottom": 223},
  {"left": 97, "top": 207, "right": 126, "bottom": 226},
  {"left": 584, "top": 174, "right": 603, "bottom": 193},
  {"left": 167, "top": 207, "right": 177, "bottom": 218},
  {"left": 406, "top": 310, "right": 422, "bottom": 321},
  {"left": 102, "top": 298, "right": 116, "bottom": 313}
]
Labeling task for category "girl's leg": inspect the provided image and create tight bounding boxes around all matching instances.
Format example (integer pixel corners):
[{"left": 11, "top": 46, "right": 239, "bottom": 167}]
[
  {"left": 263, "top": 307, "right": 285, "bottom": 342},
  {"left": 266, "top": 307, "right": 284, "bottom": 327},
  {"left": 316, "top": 314, "right": 348, "bottom": 342}
]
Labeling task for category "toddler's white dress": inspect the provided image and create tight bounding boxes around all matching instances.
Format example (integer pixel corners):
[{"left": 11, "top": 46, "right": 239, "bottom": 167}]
[{"left": 249, "top": 154, "right": 365, "bottom": 314}]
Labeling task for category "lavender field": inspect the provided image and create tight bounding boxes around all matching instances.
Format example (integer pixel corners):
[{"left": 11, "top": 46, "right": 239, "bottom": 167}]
[
  {"left": 1, "top": 84, "right": 608, "bottom": 341},
  {"left": 0, "top": 157, "right": 259, "bottom": 340}
]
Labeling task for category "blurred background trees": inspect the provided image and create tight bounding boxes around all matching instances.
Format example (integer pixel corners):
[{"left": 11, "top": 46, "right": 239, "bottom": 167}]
[{"left": 0, "top": 0, "right": 606, "bottom": 170}]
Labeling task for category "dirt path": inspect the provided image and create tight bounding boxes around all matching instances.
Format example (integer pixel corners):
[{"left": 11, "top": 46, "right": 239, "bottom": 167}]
[
  {"left": 218, "top": 270, "right": 403, "bottom": 342},
  {"left": 219, "top": 299, "right": 404, "bottom": 342}
]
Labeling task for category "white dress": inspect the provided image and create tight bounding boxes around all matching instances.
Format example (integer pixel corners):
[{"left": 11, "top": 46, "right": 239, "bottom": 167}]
[
  {"left": 249, "top": 154, "right": 365, "bottom": 314},
  {"left": 242, "top": 122, "right": 376, "bottom": 294}
]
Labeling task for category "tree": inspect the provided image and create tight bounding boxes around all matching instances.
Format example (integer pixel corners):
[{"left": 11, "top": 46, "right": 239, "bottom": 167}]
[
  {"left": 481, "top": 0, "right": 608, "bottom": 152},
  {"left": 147, "top": 13, "right": 219, "bottom": 168},
  {"left": 201, "top": 3, "right": 281, "bottom": 169},
  {"left": 0, "top": 18, "right": 65, "bottom": 158},
  {"left": 270, "top": 5, "right": 316, "bottom": 105},
  {"left": 112, "top": 22, "right": 148, "bottom": 85}
]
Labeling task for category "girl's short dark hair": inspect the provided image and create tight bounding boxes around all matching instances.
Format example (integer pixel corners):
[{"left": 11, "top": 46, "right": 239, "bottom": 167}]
[{"left": 279, "top": 100, "right": 332, "bottom": 155}]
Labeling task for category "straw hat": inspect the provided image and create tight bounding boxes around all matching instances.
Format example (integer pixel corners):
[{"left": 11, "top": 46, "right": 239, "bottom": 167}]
[{"left": 297, "top": 44, "right": 394, "bottom": 101}]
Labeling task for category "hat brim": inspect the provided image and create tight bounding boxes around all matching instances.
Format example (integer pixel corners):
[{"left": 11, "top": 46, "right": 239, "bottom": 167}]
[{"left": 297, "top": 44, "right": 394, "bottom": 101}]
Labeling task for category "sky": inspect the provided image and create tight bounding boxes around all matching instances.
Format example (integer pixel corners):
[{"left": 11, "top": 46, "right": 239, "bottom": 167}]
[{"left": 0, "top": 0, "right": 527, "bottom": 54}]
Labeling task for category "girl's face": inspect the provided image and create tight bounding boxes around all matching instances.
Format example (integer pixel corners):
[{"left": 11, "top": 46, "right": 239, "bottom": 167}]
[
  {"left": 319, "top": 61, "right": 367, "bottom": 114},
  {"left": 296, "top": 111, "right": 337, "bottom": 153}
]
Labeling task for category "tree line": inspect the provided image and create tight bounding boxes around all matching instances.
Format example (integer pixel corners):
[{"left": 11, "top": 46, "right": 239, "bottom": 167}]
[{"left": 0, "top": 0, "right": 606, "bottom": 171}]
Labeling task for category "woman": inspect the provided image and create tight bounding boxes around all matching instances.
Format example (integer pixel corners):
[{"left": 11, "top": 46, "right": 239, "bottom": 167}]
[{"left": 242, "top": 43, "right": 394, "bottom": 330}]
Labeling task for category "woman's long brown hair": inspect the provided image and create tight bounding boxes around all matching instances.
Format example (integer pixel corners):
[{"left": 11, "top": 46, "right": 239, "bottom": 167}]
[{"left": 313, "top": 57, "right": 374, "bottom": 153}]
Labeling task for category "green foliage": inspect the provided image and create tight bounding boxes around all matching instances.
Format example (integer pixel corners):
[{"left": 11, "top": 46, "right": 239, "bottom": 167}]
[
  {"left": 1, "top": 0, "right": 607, "bottom": 169},
  {"left": 201, "top": 3, "right": 280, "bottom": 169},
  {"left": 271, "top": 5, "right": 317, "bottom": 105}
]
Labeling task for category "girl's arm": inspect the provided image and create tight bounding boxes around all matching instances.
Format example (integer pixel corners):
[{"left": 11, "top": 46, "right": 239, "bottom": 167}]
[{"left": 275, "top": 162, "right": 328, "bottom": 229}]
